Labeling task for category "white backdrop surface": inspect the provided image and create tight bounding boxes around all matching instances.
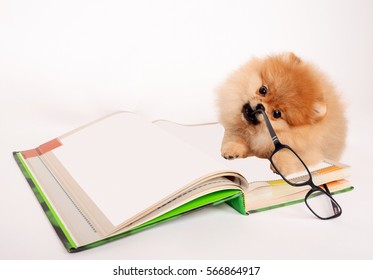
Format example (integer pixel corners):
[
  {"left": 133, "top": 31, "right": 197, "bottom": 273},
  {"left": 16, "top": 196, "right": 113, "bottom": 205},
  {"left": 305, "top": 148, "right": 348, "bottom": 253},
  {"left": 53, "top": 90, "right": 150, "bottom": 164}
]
[{"left": 1, "top": 0, "right": 373, "bottom": 259}]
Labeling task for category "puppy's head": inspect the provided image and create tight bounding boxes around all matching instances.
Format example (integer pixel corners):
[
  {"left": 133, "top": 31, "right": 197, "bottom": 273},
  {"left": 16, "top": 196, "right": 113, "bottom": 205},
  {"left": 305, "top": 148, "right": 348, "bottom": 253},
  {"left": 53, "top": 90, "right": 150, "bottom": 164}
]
[{"left": 218, "top": 53, "right": 327, "bottom": 132}]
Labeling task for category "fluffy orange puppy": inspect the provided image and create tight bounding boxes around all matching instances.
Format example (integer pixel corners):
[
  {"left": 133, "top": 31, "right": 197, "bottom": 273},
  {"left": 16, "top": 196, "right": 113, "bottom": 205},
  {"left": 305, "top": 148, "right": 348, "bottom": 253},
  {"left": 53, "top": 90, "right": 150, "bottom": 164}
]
[{"left": 216, "top": 53, "right": 346, "bottom": 175}]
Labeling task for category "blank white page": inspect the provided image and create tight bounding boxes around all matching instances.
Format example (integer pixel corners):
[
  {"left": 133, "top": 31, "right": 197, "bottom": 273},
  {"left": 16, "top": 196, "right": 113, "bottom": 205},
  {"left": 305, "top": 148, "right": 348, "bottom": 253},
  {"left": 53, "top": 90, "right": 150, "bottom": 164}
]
[{"left": 53, "top": 112, "right": 229, "bottom": 226}]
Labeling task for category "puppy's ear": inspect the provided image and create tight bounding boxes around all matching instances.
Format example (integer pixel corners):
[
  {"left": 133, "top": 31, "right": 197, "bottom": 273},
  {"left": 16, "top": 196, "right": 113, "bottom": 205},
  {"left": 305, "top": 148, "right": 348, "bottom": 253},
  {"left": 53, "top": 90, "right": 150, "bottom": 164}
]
[
  {"left": 285, "top": 52, "right": 302, "bottom": 64},
  {"left": 311, "top": 101, "right": 327, "bottom": 123}
]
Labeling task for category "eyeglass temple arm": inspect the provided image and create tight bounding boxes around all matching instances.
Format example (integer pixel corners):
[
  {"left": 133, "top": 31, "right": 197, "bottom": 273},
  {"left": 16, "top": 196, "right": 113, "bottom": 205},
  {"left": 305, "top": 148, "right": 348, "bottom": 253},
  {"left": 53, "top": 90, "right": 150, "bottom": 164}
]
[{"left": 253, "top": 109, "right": 281, "bottom": 146}]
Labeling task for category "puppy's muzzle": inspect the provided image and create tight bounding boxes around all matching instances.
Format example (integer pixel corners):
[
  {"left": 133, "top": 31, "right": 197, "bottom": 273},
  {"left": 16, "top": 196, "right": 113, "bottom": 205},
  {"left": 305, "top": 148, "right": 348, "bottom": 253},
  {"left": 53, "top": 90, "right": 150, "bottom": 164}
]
[{"left": 242, "top": 103, "right": 265, "bottom": 125}]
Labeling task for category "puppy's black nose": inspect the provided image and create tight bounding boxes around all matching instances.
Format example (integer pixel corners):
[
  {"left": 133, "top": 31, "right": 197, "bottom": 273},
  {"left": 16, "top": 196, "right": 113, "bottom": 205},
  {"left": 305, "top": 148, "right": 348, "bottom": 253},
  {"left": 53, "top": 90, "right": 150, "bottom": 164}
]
[{"left": 256, "top": 103, "right": 265, "bottom": 111}]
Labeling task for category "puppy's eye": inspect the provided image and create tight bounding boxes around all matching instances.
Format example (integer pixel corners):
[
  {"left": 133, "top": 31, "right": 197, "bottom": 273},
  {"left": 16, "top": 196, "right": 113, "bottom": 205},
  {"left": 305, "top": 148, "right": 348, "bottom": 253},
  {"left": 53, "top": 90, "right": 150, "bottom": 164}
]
[
  {"left": 259, "top": 86, "right": 268, "bottom": 96},
  {"left": 273, "top": 110, "right": 282, "bottom": 118}
]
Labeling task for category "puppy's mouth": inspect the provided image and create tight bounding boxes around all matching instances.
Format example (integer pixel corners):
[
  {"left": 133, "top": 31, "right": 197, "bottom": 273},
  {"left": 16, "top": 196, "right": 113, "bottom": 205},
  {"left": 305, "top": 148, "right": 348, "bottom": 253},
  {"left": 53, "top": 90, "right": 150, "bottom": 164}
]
[{"left": 242, "top": 103, "right": 265, "bottom": 125}]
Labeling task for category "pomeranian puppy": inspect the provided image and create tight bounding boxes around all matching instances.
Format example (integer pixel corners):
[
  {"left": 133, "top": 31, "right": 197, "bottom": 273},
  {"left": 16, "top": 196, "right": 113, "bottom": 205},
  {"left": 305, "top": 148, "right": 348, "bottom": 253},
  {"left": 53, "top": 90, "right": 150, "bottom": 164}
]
[{"left": 216, "top": 52, "right": 346, "bottom": 175}]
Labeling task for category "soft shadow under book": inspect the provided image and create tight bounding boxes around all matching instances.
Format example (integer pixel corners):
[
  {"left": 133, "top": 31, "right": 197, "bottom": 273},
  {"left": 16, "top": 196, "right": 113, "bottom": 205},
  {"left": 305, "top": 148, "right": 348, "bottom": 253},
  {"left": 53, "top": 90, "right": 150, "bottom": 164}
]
[{"left": 13, "top": 112, "right": 353, "bottom": 252}]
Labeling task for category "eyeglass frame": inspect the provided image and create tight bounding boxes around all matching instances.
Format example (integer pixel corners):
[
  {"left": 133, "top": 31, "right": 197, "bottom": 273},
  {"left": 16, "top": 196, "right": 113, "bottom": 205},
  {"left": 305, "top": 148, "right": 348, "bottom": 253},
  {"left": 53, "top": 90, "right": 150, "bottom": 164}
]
[{"left": 252, "top": 108, "right": 342, "bottom": 220}]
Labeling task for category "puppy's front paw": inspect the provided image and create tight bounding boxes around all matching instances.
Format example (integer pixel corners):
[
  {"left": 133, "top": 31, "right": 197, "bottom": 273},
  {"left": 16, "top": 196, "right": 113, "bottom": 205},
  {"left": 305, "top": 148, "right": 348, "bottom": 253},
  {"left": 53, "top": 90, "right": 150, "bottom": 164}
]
[{"left": 221, "top": 142, "right": 250, "bottom": 160}]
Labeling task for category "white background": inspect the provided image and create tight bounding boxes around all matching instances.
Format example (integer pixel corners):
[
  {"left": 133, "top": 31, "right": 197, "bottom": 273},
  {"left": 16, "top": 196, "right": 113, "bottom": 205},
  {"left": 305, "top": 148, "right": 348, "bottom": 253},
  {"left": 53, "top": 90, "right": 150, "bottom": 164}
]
[{"left": 1, "top": 0, "right": 373, "bottom": 260}]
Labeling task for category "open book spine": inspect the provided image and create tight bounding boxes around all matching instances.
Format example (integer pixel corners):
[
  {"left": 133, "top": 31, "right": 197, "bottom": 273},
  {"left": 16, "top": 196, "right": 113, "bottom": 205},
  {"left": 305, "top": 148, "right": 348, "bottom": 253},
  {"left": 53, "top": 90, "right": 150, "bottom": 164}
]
[
  {"left": 226, "top": 194, "right": 247, "bottom": 214},
  {"left": 13, "top": 152, "right": 77, "bottom": 252}
]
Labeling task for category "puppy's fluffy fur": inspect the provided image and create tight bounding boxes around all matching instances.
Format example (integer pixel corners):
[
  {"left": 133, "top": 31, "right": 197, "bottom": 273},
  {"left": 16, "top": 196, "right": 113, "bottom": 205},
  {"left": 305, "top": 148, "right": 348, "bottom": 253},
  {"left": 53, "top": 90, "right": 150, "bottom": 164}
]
[{"left": 217, "top": 53, "right": 346, "bottom": 175}]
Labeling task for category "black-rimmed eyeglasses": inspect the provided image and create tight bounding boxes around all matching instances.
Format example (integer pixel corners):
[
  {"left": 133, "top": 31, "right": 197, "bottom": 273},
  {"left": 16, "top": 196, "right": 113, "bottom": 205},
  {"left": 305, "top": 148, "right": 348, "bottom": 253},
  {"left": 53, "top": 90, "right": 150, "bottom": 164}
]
[{"left": 252, "top": 108, "right": 342, "bottom": 220}]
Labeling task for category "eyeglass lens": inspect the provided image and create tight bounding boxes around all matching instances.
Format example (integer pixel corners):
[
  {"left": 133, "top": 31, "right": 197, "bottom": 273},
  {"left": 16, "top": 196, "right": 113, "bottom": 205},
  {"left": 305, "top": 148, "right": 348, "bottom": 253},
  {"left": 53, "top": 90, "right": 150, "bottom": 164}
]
[{"left": 306, "top": 189, "right": 341, "bottom": 219}]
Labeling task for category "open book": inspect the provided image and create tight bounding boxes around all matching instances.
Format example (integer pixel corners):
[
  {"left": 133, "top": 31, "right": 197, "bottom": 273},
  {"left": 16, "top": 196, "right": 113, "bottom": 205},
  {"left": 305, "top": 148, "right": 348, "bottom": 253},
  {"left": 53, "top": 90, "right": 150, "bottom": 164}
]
[{"left": 13, "top": 112, "right": 353, "bottom": 252}]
